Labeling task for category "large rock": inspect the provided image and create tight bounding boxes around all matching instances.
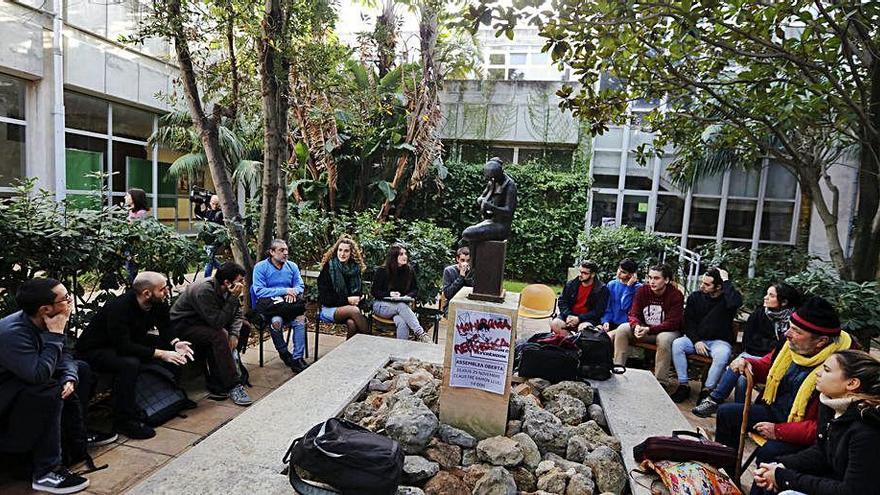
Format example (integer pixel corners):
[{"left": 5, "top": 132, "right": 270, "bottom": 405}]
[
  {"left": 415, "top": 380, "right": 440, "bottom": 413},
  {"left": 569, "top": 420, "right": 621, "bottom": 452},
  {"left": 369, "top": 378, "right": 392, "bottom": 392},
  {"left": 477, "top": 436, "right": 524, "bottom": 467},
  {"left": 587, "top": 404, "right": 606, "bottom": 427},
  {"left": 536, "top": 466, "right": 568, "bottom": 493},
  {"left": 385, "top": 397, "right": 439, "bottom": 453},
  {"left": 511, "top": 432, "right": 541, "bottom": 470},
  {"left": 545, "top": 394, "right": 587, "bottom": 426},
  {"left": 408, "top": 369, "right": 436, "bottom": 390},
  {"left": 437, "top": 424, "right": 477, "bottom": 448},
  {"left": 544, "top": 453, "right": 593, "bottom": 478},
  {"left": 397, "top": 487, "right": 426, "bottom": 495},
  {"left": 583, "top": 446, "right": 626, "bottom": 495},
  {"left": 423, "top": 471, "right": 469, "bottom": 495},
  {"left": 508, "top": 466, "right": 537, "bottom": 492},
  {"left": 565, "top": 473, "right": 595, "bottom": 495},
  {"left": 403, "top": 455, "right": 440, "bottom": 484},
  {"left": 461, "top": 464, "right": 492, "bottom": 490},
  {"left": 375, "top": 367, "right": 393, "bottom": 382},
  {"left": 522, "top": 406, "right": 570, "bottom": 455},
  {"left": 542, "top": 381, "right": 593, "bottom": 405},
  {"left": 565, "top": 435, "right": 592, "bottom": 463},
  {"left": 509, "top": 393, "right": 541, "bottom": 420},
  {"left": 506, "top": 420, "right": 522, "bottom": 436},
  {"left": 473, "top": 466, "right": 518, "bottom": 495},
  {"left": 343, "top": 401, "right": 375, "bottom": 423},
  {"left": 424, "top": 438, "right": 461, "bottom": 469}
]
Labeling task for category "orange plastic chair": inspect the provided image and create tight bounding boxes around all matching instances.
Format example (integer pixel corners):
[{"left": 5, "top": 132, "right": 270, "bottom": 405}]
[{"left": 517, "top": 284, "right": 557, "bottom": 319}]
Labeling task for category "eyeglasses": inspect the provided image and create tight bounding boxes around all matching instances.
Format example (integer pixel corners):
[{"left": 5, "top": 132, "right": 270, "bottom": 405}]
[{"left": 53, "top": 293, "right": 73, "bottom": 304}]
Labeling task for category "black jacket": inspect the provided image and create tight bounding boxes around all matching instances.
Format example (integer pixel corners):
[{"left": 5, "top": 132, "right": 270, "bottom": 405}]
[
  {"left": 317, "top": 263, "right": 363, "bottom": 308},
  {"left": 371, "top": 266, "right": 417, "bottom": 300},
  {"left": 557, "top": 278, "right": 609, "bottom": 325},
  {"left": 76, "top": 290, "right": 176, "bottom": 360},
  {"left": 776, "top": 402, "right": 880, "bottom": 495},
  {"left": 683, "top": 281, "right": 742, "bottom": 344},
  {"left": 742, "top": 308, "right": 784, "bottom": 356},
  {"left": 0, "top": 311, "right": 78, "bottom": 417}
]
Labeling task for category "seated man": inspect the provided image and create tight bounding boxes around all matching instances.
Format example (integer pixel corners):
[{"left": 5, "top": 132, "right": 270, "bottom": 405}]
[
  {"left": 550, "top": 261, "right": 609, "bottom": 335},
  {"left": 0, "top": 278, "right": 109, "bottom": 494},
  {"left": 252, "top": 239, "right": 308, "bottom": 372},
  {"left": 170, "top": 262, "right": 252, "bottom": 406},
  {"left": 600, "top": 259, "right": 641, "bottom": 332},
  {"left": 607, "top": 263, "right": 683, "bottom": 384},
  {"left": 441, "top": 246, "right": 473, "bottom": 314},
  {"left": 708, "top": 297, "right": 854, "bottom": 493},
  {"left": 669, "top": 268, "right": 742, "bottom": 403},
  {"left": 76, "top": 272, "right": 194, "bottom": 440}
]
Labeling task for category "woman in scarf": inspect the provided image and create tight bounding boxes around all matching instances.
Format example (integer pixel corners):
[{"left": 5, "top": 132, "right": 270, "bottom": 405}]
[
  {"left": 371, "top": 244, "right": 431, "bottom": 343},
  {"left": 317, "top": 235, "right": 369, "bottom": 338},
  {"left": 754, "top": 349, "right": 880, "bottom": 495}
]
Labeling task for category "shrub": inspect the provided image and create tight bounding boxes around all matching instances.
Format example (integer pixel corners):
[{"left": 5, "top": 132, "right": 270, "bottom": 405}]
[{"left": 572, "top": 226, "right": 679, "bottom": 283}]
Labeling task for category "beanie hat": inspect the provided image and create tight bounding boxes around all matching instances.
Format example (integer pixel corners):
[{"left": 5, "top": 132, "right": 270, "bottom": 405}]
[
  {"left": 619, "top": 259, "right": 638, "bottom": 274},
  {"left": 790, "top": 296, "right": 841, "bottom": 336}
]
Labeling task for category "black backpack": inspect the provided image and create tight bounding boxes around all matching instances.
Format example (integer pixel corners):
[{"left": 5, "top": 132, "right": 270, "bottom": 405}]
[
  {"left": 515, "top": 333, "right": 581, "bottom": 383},
  {"left": 134, "top": 363, "right": 192, "bottom": 426},
  {"left": 574, "top": 326, "right": 625, "bottom": 380},
  {"left": 283, "top": 418, "right": 404, "bottom": 495}
]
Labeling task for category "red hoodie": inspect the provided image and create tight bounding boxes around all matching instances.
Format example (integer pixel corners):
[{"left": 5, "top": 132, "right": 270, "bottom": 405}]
[{"left": 627, "top": 284, "right": 684, "bottom": 335}]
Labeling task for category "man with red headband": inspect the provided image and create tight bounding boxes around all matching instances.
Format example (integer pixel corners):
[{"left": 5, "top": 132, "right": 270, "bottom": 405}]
[{"left": 705, "top": 297, "right": 855, "bottom": 494}]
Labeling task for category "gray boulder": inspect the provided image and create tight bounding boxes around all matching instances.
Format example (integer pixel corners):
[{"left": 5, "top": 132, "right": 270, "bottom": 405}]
[
  {"left": 511, "top": 432, "right": 541, "bottom": 470},
  {"left": 522, "top": 406, "right": 571, "bottom": 455},
  {"left": 569, "top": 420, "right": 621, "bottom": 452},
  {"left": 565, "top": 435, "right": 592, "bottom": 463},
  {"left": 508, "top": 466, "right": 537, "bottom": 492},
  {"left": 542, "top": 381, "right": 593, "bottom": 405},
  {"left": 343, "top": 401, "right": 375, "bottom": 423},
  {"left": 544, "top": 452, "right": 593, "bottom": 478},
  {"left": 402, "top": 455, "right": 440, "bottom": 484},
  {"left": 472, "top": 466, "right": 518, "bottom": 495},
  {"left": 587, "top": 404, "right": 606, "bottom": 427},
  {"left": 583, "top": 446, "right": 626, "bottom": 495},
  {"left": 536, "top": 466, "right": 568, "bottom": 493},
  {"left": 565, "top": 473, "right": 595, "bottom": 495},
  {"left": 385, "top": 397, "right": 439, "bottom": 453},
  {"left": 437, "top": 424, "right": 477, "bottom": 448},
  {"left": 476, "top": 436, "right": 524, "bottom": 467},
  {"left": 545, "top": 394, "right": 587, "bottom": 426}
]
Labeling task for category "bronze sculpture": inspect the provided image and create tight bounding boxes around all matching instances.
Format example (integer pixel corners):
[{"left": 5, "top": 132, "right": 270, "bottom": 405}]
[{"left": 462, "top": 157, "right": 517, "bottom": 243}]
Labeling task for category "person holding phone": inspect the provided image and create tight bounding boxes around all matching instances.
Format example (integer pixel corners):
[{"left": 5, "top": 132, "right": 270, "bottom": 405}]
[
  {"left": 170, "top": 262, "right": 252, "bottom": 406},
  {"left": 600, "top": 259, "right": 642, "bottom": 333},
  {"left": 371, "top": 244, "right": 431, "bottom": 342}
]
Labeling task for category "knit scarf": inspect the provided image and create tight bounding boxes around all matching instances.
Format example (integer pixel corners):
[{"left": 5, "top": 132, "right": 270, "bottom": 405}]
[
  {"left": 329, "top": 257, "right": 361, "bottom": 298},
  {"left": 819, "top": 393, "right": 855, "bottom": 418},
  {"left": 765, "top": 306, "right": 794, "bottom": 339},
  {"left": 763, "top": 331, "right": 851, "bottom": 422}
]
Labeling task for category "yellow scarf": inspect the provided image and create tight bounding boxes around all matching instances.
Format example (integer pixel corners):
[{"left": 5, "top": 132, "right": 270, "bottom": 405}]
[{"left": 763, "top": 331, "right": 851, "bottom": 422}]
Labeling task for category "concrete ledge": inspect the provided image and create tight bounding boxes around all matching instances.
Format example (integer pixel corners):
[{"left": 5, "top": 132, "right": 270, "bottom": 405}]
[
  {"left": 128, "top": 335, "right": 444, "bottom": 495},
  {"left": 591, "top": 369, "right": 692, "bottom": 495}
]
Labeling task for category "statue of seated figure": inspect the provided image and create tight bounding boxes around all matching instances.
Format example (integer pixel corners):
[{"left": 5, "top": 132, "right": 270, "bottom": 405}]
[{"left": 462, "top": 157, "right": 517, "bottom": 243}]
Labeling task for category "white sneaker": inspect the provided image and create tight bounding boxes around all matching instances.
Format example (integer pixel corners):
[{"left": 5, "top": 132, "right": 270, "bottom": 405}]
[
  {"left": 32, "top": 467, "right": 89, "bottom": 494},
  {"left": 416, "top": 332, "right": 432, "bottom": 343}
]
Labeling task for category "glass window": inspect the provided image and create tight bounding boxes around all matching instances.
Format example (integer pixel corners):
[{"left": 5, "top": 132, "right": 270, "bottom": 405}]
[
  {"left": 488, "top": 53, "right": 505, "bottom": 65},
  {"left": 112, "top": 141, "right": 148, "bottom": 193},
  {"left": 724, "top": 199, "right": 757, "bottom": 239},
  {"left": 507, "top": 69, "right": 525, "bottom": 81},
  {"left": 658, "top": 156, "right": 683, "bottom": 194},
  {"left": 689, "top": 197, "right": 721, "bottom": 236},
  {"left": 113, "top": 104, "right": 154, "bottom": 141},
  {"left": 487, "top": 68, "right": 505, "bottom": 80},
  {"left": 0, "top": 123, "right": 25, "bottom": 186},
  {"left": 592, "top": 150, "right": 621, "bottom": 188},
  {"left": 655, "top": 194, "right": 685, "bottom": 234},
  {"left": 625, "top": 153, "right": 653, "bottom": 190},
  {"left": 765, "top": 164, "right": 797, "bottom": 200},
  {"left": 460, "top": 143, "right": 487, "bottom": 163},
  {"left": 728, "top": 168, "right": 760, "bottom": 197},
  {"left": 65, "top": 133, "right": 107, "bottom": 209},
  {"left": 590, "top": 193, "right": 619, "bottom": 227},
  {"left": 488, "top": 146, "right": 514, "bottom": 164},
  {"left": 545, "top": 148, "right": 573, "bottom": 168},
  {"left": 594, "top": 128, "right": 623, "bottom": 149},
  {"left": 531, "top": 52, "right": 550, "bottom": 65},
  {"left": 0, "top": 74, "right": 26, "bottom": 120},
  {"left": 509, "top": 53, "right": 527, "bottom": 65},
  {"left": 65, "top": 92, "right": 108, "bottom": 134},
  {"left": 517, "top": 148, "right": 543, "bottom": 164},
  {"left": 693, "top": 173, "right": 723, "bottom": 195},
  {"left": 760, "top": 201, "right": 795, "bottom": 242},
  {"left": 621, "top": 195, "right": 649, "bottom": 229}
]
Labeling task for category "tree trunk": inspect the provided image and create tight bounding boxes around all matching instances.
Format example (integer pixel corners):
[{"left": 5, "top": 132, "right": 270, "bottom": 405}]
[
  {"left": 168, "top": 0, "right": 254, "bottom": 278},
  {"left": 804, "top": 178, "right": 850, "bottom": 279},
  {"left": 275, "top": 166, "right": 289, "bottom": 242},
  {"left": 849, "top": 59, "right": 880, "bottom": 282}
]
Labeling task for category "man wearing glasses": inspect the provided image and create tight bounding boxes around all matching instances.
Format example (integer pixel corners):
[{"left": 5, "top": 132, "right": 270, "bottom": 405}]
[
  {"left": 0, "top": 278, "right": 112, "bottom": 494},
  {"left": 550, "top": 260, "right": 609, "bottom": 335}
]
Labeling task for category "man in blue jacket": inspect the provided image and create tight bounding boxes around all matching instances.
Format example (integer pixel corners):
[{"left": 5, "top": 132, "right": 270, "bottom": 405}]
[
  {"left": 550, "top": 261, "right": 609, "bottom": 335},
  {"left": 252, "top": 239, "right": 308, "bottom": 372},
  {"left": 601, "top": 259, "right": 642, "bottom": 333},
  {"left": 0, "top": 279, "right": 97, "bottom": 494}
]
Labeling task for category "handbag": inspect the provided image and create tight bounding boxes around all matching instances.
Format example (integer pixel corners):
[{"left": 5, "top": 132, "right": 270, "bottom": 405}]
[
  {"left": 633, "top": 430, "right": 737, "bottom": 469},
  {"left": 636, "top": 460, "right": 741, "bottom": 495}
]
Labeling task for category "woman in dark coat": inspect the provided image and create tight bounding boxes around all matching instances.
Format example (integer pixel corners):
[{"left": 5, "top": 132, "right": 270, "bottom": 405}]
[
  {"left": 754, "top": 349, "right": 880, "bottom": 495},
  {"left": 371, "top": 244, "right": 430, "bottom": 343},
  {"left": 317, "top": 235, "right": 369, "bottom": 338}
]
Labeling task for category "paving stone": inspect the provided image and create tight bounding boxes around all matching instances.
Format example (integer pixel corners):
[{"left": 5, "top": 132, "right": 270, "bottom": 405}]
[
  {"left": 125, "top": 426, "right": 202, "bottom": 456},
  {"left": 86, "top": 444, "right": 171, "bottom": 494},
  {"left": 164, "top": 400, "right": 242, "bottom": 435}
]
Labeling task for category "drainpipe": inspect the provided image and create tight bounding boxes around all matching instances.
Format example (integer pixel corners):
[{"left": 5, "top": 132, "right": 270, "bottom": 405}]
[{"left": 51, "top": 0, "right": 66, "bottom": 201}]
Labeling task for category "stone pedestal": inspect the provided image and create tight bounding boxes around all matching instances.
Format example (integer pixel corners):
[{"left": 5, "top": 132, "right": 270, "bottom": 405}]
[
  {"left": 468, "top": 240, "right": 507, "bottom": 302},
  {"left": 440, "top": 287, "right": 519, "bottom": 439}
]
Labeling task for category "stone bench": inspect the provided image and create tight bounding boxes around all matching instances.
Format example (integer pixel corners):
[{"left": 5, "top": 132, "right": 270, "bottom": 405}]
[{"left": 591, "top": 369, "right": 693, "bottom": 495}]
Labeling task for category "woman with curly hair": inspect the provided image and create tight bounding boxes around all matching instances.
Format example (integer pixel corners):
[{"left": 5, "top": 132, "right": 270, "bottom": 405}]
[
  {"left": 371, "top": 244, "right": 431, "bottom": 343},
  {"left": 754, "top": 349, "right": 880, "bottom": 495},
  {"left": 317, "top": 235, "right": 369, "bottom": 338}
]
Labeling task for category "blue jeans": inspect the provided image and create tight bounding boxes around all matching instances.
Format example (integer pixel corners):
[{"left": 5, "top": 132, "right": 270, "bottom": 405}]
[
  {"left": 203, "top": 245, "right": 220, "bottom": 278},
  {"left": 710, "top": 351, "right": 762, "bottom": 403},
  {"left": 671, "top": 336, "right": 733, "bottom": 389},
  {"left": 269, "top": 316, "right": 306, "bottom": 360}
]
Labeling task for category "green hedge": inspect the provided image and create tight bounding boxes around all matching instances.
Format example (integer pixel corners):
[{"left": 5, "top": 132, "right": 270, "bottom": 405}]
[{"left": 572, "top": 226, "right": 679, "bottom": 283}]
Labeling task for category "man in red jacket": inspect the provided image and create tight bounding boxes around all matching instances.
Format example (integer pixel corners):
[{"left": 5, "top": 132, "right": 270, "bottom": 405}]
[
  {"left": 711, "top": 297, "right": 855, "bottom": 493},
  {"left": 607, "top": 263, "right": 684, "bottom": 385}
]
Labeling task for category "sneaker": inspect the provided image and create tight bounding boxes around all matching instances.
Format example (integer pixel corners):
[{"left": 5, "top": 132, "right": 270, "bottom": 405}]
[
  {"left": 115, "top": 420, "right": 156, "bottom": 440},
  {"left": 416, "top": 332, "right": 432, "bottom": 343},
  {"left": 32, "top": 467, "right": 89, "bottom": 494},
  {"left": 296, "top": 358, "right": 310, "bottom": 370},
  {"left": 698, "top": 388, "right": 712, "bottom": 402},
  {"left": 86, "top": 431, "right": 117, "bottom": 448},
  {"left": 692, "top": 397, "right": 721, "bottom": 418},
  {"left": 289, "top": 359, "right": 307, "bottom": 373},
  {"left": 229, "top": 384, "right": 253, "bottom": 406},
  {"left": 669, "top": 384, "right": 691, "bottom": 403},
  {"left": 208, "top": 390, "right": 229, "bottom": 401}
]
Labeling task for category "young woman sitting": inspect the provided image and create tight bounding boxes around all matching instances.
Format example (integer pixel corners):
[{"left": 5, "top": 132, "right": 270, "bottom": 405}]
[
  {"left": 753, "top": 349, "right": 880, "bottom": 495},
  {"left": 371, "top": 244, "right": 431, "bottom": 343},
  {"left": 317, "top": 235, "right": 369, "bottom": 338}
]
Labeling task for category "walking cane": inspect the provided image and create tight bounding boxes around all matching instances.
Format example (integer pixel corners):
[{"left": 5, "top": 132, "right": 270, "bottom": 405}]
[{"left": 735, "top": 367, "right": 755, "bottom": 486}]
